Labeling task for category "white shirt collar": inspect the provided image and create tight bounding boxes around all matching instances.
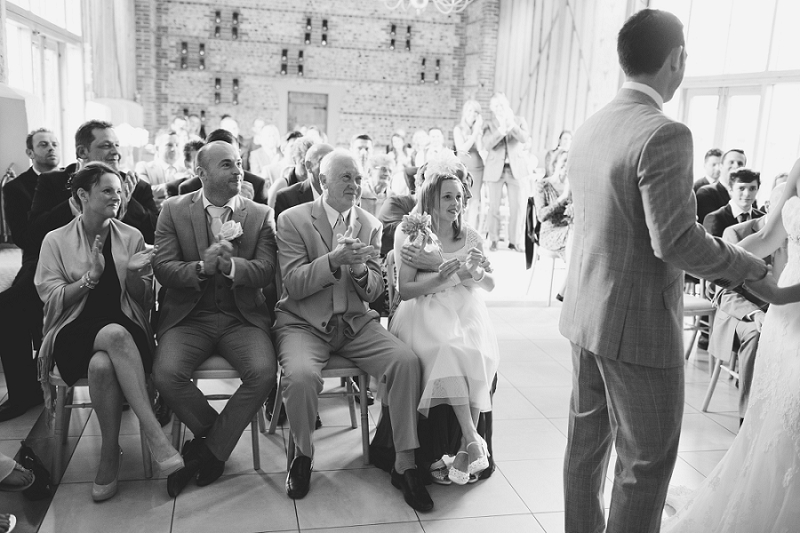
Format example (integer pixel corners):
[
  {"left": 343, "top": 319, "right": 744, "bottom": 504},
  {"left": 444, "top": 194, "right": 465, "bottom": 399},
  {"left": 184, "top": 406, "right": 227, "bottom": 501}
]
[
  {"left": 321, "top": 199, "right": 353, "bottom": 229},
  {"left": 202, "top": 194, "right": 240, "bottom": 212},
  {"left": 728, "top": 199, "right": 751, "bottom": 220},
  {"left": 30, "top": 166, "right": 40, "bottom": 176},
  {"left": 621, "top": 81, "right": 664, "bottom": 110},
  {"left": 311, "top": 180, "right": 321, "bottom": 201}
]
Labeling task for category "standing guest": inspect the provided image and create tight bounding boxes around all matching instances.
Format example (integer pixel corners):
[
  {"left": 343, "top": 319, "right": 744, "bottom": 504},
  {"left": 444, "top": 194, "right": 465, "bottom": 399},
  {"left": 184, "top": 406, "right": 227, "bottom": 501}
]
[
  {"left": 424, "top": 127, "right": 447, "bottom": 163},
  {"left": 387, "top": 132, "right": 412, "bottom": 196},
  {"left": 179, "top": 129, "right": 267, "bottom": 204},
  {"left": 249, "top": 124, "right": 282, "bottom": 184},
  {"left": 152, "top": 141, "right": 277, "bottom": 498},
  {"left": 36, "top": 162, "right": 183, "bottom": 502},
  {"left": 273, "top": 143, "right": 334, "bottom": 221},
  {"left": 137, "top": 130, "right": 182, "bottom": 209},
  {"left": 187, "top": 114, "right": 204, "bottom": 140},
  {"left": 454, "top": 100, "right": 485, "bottom": 231},
  {"left": 0, "top": 128, "right": 60, "bottom": 421},
  {"left": 696, "top": 148, "right": 747, "bottom": 223},
  {"left": 360, "top": 153, "right": 394, "bottom": 217},
  {"left": 267, "top": 136, "right": 316, "bottom": 208},
  {"left": 351, "top": 133, "right": 374, "bottom": 175},
  {"left": 273, "top": 149, "right": 432, "bottom": 512},
  {"left": 543, "top": 130, "right": 572, "bottom": 178},
  {"left": 560, "top": 9, "right": 779, "bottom": 533},
  {"left": 267, "top": 131, "right": 302, "bottom": 189},
  {"left": 410, "top": 130, "right": 430, "bottom": 169},
  {"left": 166, "top": 139, "right": 204, "bottom": 198},
  {"left": 692, "top": 148, "right": 723, "bottom": 193},
  {"left": 482, "top": 93, "right": 530, "bottom": 252},
  {"left": 390, "top": 166, "right": 498, "bottom": 486}
]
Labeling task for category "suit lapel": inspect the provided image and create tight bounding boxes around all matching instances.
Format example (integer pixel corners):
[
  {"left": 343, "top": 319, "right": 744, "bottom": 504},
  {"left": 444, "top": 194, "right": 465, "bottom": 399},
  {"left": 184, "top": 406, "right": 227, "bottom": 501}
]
[
  {"left": 190, "top": 192, "right": 210, "bottom": 254},
  {"left": 351, "top": 210, "right": 362, "bottom": 240},
  {"left": 311, "top": 198, "right": 334, "bottom": 251}
]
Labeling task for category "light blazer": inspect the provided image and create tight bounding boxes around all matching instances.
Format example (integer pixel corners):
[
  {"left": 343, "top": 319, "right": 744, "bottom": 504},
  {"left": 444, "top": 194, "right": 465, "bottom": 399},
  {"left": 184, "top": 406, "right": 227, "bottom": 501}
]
[
  {"left": 153, "top": 190, "right": 277, "bottom": 338},
  {"left": 559, "top": 89, "right": 767, "bottom": 369},
  {"left": 481, "top": 114, "right": 530, "bottom": 183},
  {"left": 275, "top": 197, "right": 383, "bottom": 337}
]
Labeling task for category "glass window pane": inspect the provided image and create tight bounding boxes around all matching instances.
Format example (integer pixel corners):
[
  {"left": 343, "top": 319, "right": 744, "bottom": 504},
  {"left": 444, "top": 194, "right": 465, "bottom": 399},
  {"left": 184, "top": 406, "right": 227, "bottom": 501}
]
[
  {"left": 5, "top": 20, "right": 34, "bottom": 93},
  {"left": 723, "top": 0, "right": 774, "bottom": 74},
  {"left": 685, "top": 94, "right": 720, "bottom": 179},
  {"left": 722, "top": 93, "right": 760, "bottom": 167},
  {"left": 651, "top": 0, "right": 692, "bottom": 26},
  {"left": 685, "top": 0, "right": 732, "bottom": 77},
  {"left": 65, "top": 0, "right": 82, "bottom": 35},
  {"left": 770, "top": 0, "right": 800, "bottom": 71},
  {"left": 7, "top": 0, "right": 31, "bottom": 9},
  {"left": 760, "top": 84, "right": 800, "bottom": 194},
  {"left": 42, "top": 42, "right": 62, "bottom": 137}
]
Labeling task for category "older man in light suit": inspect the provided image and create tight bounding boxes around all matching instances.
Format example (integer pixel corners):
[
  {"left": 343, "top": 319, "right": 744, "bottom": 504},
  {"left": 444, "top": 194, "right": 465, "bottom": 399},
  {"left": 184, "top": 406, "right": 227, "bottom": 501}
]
[
  {"left": 482, "top": 93, "right": 530, "bottom": 251},
  {"left": 153, "top": 141, "right": 277, "bottom": 498},
  {"left": 560, "top": 10, "right": 780, "bottom": 533},
  {"left": 274, "top": 149, "right": 432, "bottom": 512}
]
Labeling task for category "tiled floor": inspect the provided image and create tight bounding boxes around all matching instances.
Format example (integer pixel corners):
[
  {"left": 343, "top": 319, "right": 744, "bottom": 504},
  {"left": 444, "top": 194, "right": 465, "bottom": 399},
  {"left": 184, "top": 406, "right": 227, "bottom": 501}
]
[{"left": 0, "top": 245, "right": 741, "bottom": 532}]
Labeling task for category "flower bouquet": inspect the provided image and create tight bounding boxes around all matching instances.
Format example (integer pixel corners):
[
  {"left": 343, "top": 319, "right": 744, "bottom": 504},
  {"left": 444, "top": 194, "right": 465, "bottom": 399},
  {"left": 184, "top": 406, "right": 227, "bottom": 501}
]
[{"left": 400, "top": 212, "right": 443, "bottom": 260}]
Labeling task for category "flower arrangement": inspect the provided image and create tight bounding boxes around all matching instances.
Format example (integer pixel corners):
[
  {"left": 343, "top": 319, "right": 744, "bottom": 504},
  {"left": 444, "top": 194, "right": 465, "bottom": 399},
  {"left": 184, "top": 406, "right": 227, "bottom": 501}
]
[
  {"left": 218, "top": 220, "right": 244, "bottom": 242},
  {"left": 401, "top": 212, "right": 442, "bottom": 256}
]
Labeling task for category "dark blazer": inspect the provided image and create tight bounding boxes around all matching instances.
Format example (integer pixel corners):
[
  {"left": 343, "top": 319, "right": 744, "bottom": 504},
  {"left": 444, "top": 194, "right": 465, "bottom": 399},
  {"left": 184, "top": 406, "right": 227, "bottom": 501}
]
[
  {"left": 695, "top": 181, "right": 729, "bottom": 224},
  {"left": 3, "top": 166, "right": 40, "bottom": 265},
  {"left": 274, "top": 180, "right": 313, "bottom": 221},
  {"left": 29, "top": 163, "right": 159, "bottom": 245},
  {"left": 179, "top": 170, "right": 267, "bottom": 205},
  {"left": 703, "top": 204, "right": 764, "bottom": 238},
  {"left": 377, "top": 194, "right": 416, "bottom": 257},
  {"left": 692, "top": 177, "right": 712, "bottom": 194}
]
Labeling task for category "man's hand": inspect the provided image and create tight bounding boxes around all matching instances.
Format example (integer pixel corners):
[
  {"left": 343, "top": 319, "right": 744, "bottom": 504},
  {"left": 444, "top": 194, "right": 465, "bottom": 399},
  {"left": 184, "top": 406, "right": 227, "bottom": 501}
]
[
  {"left": 401, "top": 241, "right": 441, "bottom": 271},
  {"left": 329, "top": 226, "right": 378, "bottom": 270},
  {"left": 202, "top": 243, "right": 221, "bottom": 275},
  {"left": 240, "top": 180, "right": 255, "bottom": 200},
  {"left": 216, "top": 240, "right": 234, "bottom": 275}
]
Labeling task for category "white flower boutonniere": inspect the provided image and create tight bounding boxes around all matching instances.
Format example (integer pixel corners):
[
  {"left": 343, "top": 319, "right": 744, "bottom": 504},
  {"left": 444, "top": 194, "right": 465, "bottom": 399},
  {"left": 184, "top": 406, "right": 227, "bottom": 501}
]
[{"left": 218, "top": 220, "right": 244, "bottom": 242}]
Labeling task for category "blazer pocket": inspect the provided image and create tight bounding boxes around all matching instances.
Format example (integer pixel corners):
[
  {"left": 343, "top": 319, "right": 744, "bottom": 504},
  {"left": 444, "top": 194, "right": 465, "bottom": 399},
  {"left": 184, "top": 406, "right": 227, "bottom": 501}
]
[{"left": 662, "top": 275, "right": 682, "bottom": 310}]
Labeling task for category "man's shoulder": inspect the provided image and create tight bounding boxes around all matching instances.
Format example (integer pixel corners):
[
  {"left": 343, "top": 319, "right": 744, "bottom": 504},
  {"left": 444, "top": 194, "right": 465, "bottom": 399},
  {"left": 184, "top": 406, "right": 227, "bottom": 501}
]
[
  {"left": 355, "top": 205, "right": 380, "bottom": 228},
  {"left": 3, "top": 167, "right": 37, "bottom": 193},
  {"left": 696, "top": 182, "right": 720, "bottom": 199},
  {"left": 282, "top": 199, "right": 314, "bottom": 219}
]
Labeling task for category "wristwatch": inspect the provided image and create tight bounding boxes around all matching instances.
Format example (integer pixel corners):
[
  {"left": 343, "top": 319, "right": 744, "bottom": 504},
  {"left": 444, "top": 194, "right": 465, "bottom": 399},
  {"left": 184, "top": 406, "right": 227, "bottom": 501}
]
[{"left": 196, "top": 261, "right": 209, "bottom": 279}]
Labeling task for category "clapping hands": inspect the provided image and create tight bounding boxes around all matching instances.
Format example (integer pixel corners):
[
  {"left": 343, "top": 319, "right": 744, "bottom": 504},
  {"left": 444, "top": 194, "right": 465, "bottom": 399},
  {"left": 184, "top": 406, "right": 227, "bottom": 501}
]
[
  {"left": 202, "top": 240, "right": 235, "bottom": 276},
  {"left": 128, "top": 244, "right": 156, "bottom": 272},
  {"left": 88, "top": 235, "right": 106, "bottom": 279},
  {"left": 330, "top": 226, "right": 379, "bottom": 271}
]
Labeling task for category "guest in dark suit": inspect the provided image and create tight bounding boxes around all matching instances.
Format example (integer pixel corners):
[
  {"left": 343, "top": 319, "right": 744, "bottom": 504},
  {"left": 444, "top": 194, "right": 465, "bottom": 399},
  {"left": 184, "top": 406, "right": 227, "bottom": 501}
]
[
  {"left": 703, "top": 168, "right": 763, "bottom": 238},
  {"left": 273, "top": 143, "right": 333, "bottom": 220},
  {"left": 692, "top": 148, "right": 722, "bottom": 193},
  {"left": 274, "top": 149, "right": 432, "bottom": 512},
  {"left": 30, "top": 120, "right": 159, "bottom": 244},
  {"left": 165, "top": 139, "right": 205, "bottom": 198},
  {"left": 696, "top": 148, "right": 747, "bottom": 223},
  {"left": 152, "top": 141, "right": 277, "bottom": 498},
  {"left": 179, "top": 129, "right": 267, "bottom": 204},
  {"left": 0, "top": 128, "right": 59, "bottom": 421}
]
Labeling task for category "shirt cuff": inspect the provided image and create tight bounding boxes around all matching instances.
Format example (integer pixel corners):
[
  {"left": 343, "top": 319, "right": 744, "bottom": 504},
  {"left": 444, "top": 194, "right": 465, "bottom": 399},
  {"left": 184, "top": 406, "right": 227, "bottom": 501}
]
[{"left": 224, "top": 258, "right": 236, "bottom": 280}]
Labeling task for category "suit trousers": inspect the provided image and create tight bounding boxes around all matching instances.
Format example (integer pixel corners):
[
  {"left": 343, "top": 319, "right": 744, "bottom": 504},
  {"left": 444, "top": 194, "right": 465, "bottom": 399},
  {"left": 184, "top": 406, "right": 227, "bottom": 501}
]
[
  {"left": 0, "top": 265, "right": 44, "bottom": 406},
  {"left": 735, "top": 316, "right": 761, "bottom": 418},
  {"left": 275, "top": 317, "right": 421, "bottom": 458},
  {"left": 564, "top": 343, "right": 683, "bottom": 533},
  {"left": 487, "top": 165, "right": 522, "bottom": 245},
  {"left": 153, "top": 312, "right": 276, "bottom": 460}
]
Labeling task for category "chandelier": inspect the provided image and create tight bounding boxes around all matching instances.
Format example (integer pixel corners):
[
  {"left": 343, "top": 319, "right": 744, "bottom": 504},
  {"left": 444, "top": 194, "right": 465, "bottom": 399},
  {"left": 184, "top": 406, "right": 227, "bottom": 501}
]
[{"left": 379, "top": 0, "right": 475, "bottom": 15}]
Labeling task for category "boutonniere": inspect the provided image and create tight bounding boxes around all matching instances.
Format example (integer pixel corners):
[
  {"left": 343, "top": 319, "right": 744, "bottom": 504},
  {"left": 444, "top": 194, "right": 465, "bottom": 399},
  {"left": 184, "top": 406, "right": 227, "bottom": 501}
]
[{"left": 218, "top": 220, "right": 244, "bottom": 242}]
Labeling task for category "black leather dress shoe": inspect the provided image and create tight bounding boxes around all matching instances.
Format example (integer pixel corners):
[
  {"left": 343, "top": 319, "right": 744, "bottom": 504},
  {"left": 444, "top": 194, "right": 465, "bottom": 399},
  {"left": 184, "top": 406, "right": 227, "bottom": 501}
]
[
  {"left": 196, "top": 455, "right": 225, "bottom": 487},
  {"left": 167, "top": 439, "right": 203, "bottom": 498},
  {"left": 391, "top": 468, "right": 433, "bottom": 512},
  {"left": 286, "top": 455, "right": 313, "bottom": 499},
  {"left": 0, "top": 399, "right": 42, "bottom": 423}
]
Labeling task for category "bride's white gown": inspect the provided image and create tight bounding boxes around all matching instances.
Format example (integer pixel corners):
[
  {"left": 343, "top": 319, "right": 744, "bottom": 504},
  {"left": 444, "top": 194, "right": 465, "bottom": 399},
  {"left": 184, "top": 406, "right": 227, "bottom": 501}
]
[{"left": 663, "top": 196, "right": 800, "bottom": 532}]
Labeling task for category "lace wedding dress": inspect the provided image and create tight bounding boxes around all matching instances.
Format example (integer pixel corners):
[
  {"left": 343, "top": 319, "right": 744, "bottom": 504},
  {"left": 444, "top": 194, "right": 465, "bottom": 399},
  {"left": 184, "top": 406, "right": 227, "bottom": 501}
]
[{"left": 663, "top": 196, "right": 800, "bottom": 532}]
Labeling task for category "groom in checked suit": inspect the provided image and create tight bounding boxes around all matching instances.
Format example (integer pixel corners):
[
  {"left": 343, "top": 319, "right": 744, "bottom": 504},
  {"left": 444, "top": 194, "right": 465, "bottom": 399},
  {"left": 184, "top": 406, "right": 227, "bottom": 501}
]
[
  {"left": 274, "top": 149, "right": 432, "bottom": 512},
  {"left": 559, "top": 10, "right": 778, "bottom": 533},
  {"left": 153, "top": 141, "right": 277, "bottom": 497}
]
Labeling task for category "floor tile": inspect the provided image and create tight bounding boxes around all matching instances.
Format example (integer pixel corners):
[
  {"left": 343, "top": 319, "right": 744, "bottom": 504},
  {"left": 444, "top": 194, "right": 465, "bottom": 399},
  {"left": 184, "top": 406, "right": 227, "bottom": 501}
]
[
  {"left": 516, "top": 387, "right": 572, "bottom": 419},
  {"left": 421, "top": 514, "right": 545, "bottom": 532},
  {"left": 679, "top": 449, "right": 727, "bottom": 477},
  {"left": 500, "top": 360, "right": 572, "bottom": 389},
  {"left": 497, "top": 458, "right": 563, "bottom": 512},
  {"left": 534, "top": 511, "right": 565, "bottom": 533},
  {"left": 492, "top": 419, "right": 566, "bottom": 461},
  {"left": 305, "top": 522, "right": 423, "bottom": 532},
  {"left": 677, "top": 413, "right": 737, "bottom": 452},
  {"left": 492, "top": 387, "right": 545, "bottom": 421},
  {"left": 421, "top": 469, "right": 529, "bottom": 521}
]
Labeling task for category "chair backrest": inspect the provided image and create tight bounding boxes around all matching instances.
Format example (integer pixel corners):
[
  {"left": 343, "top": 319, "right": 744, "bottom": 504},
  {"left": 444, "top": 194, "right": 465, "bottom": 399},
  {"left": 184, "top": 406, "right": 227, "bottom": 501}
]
[{"left": 385, "top": 250, "right": 400, "bottom": 319}]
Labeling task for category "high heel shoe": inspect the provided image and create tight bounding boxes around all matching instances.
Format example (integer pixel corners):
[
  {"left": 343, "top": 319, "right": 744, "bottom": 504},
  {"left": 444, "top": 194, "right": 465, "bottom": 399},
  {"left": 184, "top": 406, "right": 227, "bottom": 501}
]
[
  {"left": 448, "top": 451, "right": 470, "bottom": 486},
  {"left": 92, "top": 447, "right": 122, "bottom": 502},
  {"left": 155, "top": 450, "right": 184, "bottom": 476},
  {"left": 467, "top": 438, "right": 490, "bottom": 478}
]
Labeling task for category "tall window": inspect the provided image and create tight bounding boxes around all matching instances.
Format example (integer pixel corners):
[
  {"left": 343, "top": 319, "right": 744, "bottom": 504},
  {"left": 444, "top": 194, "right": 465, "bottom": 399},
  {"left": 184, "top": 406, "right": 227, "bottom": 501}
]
[
  {"left": 5, "top": 0, "right": 84, "bottom": 162},
  {"left": 654, "top": 0, "right": 800, "bottom": 195}
]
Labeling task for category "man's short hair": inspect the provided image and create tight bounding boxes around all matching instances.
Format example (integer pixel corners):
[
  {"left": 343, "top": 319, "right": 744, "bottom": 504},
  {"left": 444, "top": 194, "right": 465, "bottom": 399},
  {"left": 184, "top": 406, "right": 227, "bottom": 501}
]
[
  {"left": 704, "top": 148, "right": 723, "bottom": 161},
  {"left": 205, "top": 128, "right": 237, "bottom": 145},
  {"left": 26, "top": 128, "right": 54, "bottom": 151},
  {"left": 155, "top": 129, "right": 178, "bottom": 146},
  {"left": 722, "top": 148, "right": 746, "bottom": 162},
  {"left": 291, "top": 137, "right": 316, "bottom": 165},
  {"left": 286, "top": 130, "right": 303, "bottom": 143},
  {"left": 617, "top": 9, "right": 685, "bottom": 76},
  {"left": 183, "top": 139, "right": 205, "bottom": 164},
  {"left": 75, "top": 120, "right": 114, "bottom": 151},
  {"left": 353, "top": 133, "right": 372, "bottom": 144},
  {"left": 729, "top": 168, "right": 760, "bottom": 186},
  {"left": 368, "top": 153, "right": 394, "bottom": 170}
]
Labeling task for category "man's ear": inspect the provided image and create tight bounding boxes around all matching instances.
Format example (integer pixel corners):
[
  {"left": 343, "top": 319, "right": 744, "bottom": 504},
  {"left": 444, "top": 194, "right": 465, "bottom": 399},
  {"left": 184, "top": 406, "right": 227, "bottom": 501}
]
[
  {"left": 670, "top": 45, "right": 684, "bottom": 72},
  {"left": 25, "top": 148, "right": 34, "bottom": 160},
  {"left": 318, "top": 172, "right": 327, "bottom": 189},
  {"left": 76, "top": 145, "right": 89, "bottom": 161},
  {"left": 304, "top": 159, "right": 313, "bottom": 176}
]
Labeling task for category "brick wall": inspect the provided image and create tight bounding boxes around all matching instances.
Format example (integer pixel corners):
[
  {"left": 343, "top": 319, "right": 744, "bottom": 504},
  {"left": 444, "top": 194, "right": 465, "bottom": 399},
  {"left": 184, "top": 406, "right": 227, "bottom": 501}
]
[{"left": 135, "top": 0, "right": 500, "bottom": 149}]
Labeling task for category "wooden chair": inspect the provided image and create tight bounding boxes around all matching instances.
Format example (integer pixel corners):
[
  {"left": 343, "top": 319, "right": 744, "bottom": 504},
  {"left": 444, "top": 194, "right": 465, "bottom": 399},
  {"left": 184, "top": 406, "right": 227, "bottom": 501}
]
[
  {"left": 170, "top": 355, "right": 267, "bottom": 470},
  {"left": 49, "top": 369, "right": 153, "bottom": 485},
  {"left": 526, "top": 245, "right": 563, "bottom": 306},
  {"left": 268, "top": 354, "right": 370, "bottom": 470},
  {"left": 702, "top": 351, "right": 739, "bottom": 412},
  {"left": 683, "top": 293, "right": 716, "bottom": 361}
]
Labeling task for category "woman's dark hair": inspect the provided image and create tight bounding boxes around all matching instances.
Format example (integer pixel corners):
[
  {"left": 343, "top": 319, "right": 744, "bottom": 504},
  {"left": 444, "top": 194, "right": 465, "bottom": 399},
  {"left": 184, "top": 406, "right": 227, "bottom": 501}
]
[
  {"left": 617, "top": 9, "right": 684, "bottom": 76},
  {"left": 70, "top": 161, "right": 120, "bottom": 208}
]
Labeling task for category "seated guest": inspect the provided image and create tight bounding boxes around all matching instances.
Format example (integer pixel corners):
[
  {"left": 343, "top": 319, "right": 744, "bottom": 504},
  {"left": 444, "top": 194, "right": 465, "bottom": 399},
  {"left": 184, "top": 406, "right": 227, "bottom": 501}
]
[
  {"left": 267, "top": 136, "right": 316, "bottom": 208},
  {"left": 274, "top": 149, "right": 432, "bottom": 512},
  {"left": 532, "top": 150, "right": 571, "bottom": 257},
  {"left": 153, "top": 141, "right": 277, "bottom": 497},
  {"left": 390, "top": 156, "right": 498, "bottom": 486},
  {"left": 137, "top": 130, "right": 182, "bottom": 209},
  {"left": 703, "top": 168, "right": 763, "bottom": 238},
  {"left": 0, "top": 128, "right": 59, "bottom": 421},
  {"left": 179, "top": 129, "right": 267, "bottom": 204},
  {"left": 378, "top": 165, "right": 425, "bottom": 257},
  {"left": 35, "top": 162, "right": 183, "bottom": 502},
  {"left": 360, "top": 153, "right": 394, "bottom": 217},
  {"left": 273, "top": 143, "right": 333, "bottom": 220},
  {"left": 696, "top": 148, "right": 747, "bottom": 223},
  {"left": 166, "top": 139, "right": 204, "bottom": 198},
  {"left": 692, "top": 148, "right": 722, "bottom": 193},
  {"left": 30, "top": 119, "right": 159, "bottom": 244}
]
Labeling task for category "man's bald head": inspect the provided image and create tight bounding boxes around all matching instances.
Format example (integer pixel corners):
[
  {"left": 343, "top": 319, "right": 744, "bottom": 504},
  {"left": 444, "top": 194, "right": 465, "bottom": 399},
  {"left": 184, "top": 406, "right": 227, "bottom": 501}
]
[{"left": 304, "top": 143, "right": 335, "bottom": 188}]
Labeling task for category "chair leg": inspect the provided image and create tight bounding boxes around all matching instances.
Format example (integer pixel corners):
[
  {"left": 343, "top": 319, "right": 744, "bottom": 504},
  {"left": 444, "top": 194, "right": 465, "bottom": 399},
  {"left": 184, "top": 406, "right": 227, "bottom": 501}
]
[
  {"left": 171, "top": 413, "right": 183, "bottom": 449},
  {"left": 346, "top": 378, "right": 358, "bottom": 429},
  {"left": 685, "top": 315, "right": 700, "bottom": 360},
  {"left": 525, "top": 251, "right": 538, "bottom": 295},
  {"left": 140, "top": 425, "right": 153, "bottom": 479},
  {"left": 61, "top": 387, "right": 75, "bottom": 445},
  {"left": 547, "top": 258, "right": 556, "bottom": 307},
  {"left": 702, "top": 356, "right": 722, "bottom": 412},
  {"left": 256, "top": 404, "right": 267, "bottom": 434},
  {"left": 268, "top": 371, "right": 284, "bottom": 435},
  {"left": 52, "top": 385, "right": 69, "bottom": 485},
  {"left": 250, "top": 417, "right": 260, "bottom": 471},
  {"left": 357, "top": 374, "right": 370, "bottom": 465}
]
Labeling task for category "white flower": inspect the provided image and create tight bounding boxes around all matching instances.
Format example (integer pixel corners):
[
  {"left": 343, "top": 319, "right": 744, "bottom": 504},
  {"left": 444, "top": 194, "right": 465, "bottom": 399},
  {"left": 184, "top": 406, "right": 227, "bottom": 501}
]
[{"left": 218, "top": 220, "right": 243, "bottom": 242}]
